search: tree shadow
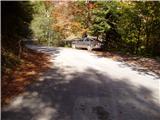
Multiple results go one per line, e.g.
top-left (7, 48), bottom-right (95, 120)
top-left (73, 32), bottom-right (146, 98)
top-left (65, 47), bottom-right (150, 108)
top-left (1, 45), bottom-right (61, 106)
top-left (2, 66), bottom-right (160, 120)
top-left (92, 51), bottom-right (160, 79)
top-left (118, 62), bottom-right (160, 79)
top-left (25, 45), bottom-right (61, 57)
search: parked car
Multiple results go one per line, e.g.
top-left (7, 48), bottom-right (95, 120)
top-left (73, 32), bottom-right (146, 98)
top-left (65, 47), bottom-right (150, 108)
top-left (71, 37), bottom-right (102, 51)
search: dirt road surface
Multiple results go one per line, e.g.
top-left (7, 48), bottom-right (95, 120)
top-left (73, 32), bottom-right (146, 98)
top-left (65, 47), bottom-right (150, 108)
top-left (2, 45), bottom-right (160, 120)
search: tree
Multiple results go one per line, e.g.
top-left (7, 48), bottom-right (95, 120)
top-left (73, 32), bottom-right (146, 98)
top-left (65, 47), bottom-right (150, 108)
top-left (2, 1), bottom-right (34, 75)
top-left (52, 1), bottom-right (86, 39)
top-left (31, 1), bottom-right (54, 46)
top-left (2, 1), bottom-right (33, 55)
top-left (90, 1), bottom-right (121, 50)
top-left (117, 1), bottom-right (160, 55)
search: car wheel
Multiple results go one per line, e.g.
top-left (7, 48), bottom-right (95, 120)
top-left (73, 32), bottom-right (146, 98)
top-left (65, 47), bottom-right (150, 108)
top-left (87, 46), bottom-right (92, 51)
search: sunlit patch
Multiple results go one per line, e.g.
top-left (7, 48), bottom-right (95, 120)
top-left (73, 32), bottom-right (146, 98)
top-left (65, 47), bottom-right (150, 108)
top-left (31, 92), bottom-right (38, 97)
top-left (11, 96), bottom-right (23, 107)
top-left (39, 77), bottom-right (45, 81)
top-left (26, 71), bottom-right (36, 75)
top-left (65, 74), bottom-right (74, 80)
top-left (45, 76), bottom-right (54, 79)
top-left (87, 78), bottom-right (102, 84)
top-left (36, 107), bottom-right (57, 120)
top-left (57, 79), bottom-right (71, 84)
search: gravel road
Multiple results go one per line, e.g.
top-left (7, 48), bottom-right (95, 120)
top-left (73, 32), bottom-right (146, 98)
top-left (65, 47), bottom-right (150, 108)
top-left (2, 45), bottom-right (160, 120)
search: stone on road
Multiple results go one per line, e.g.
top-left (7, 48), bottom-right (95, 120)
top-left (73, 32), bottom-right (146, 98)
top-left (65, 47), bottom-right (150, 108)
top-left (2, 45), bottom-right (160, 120)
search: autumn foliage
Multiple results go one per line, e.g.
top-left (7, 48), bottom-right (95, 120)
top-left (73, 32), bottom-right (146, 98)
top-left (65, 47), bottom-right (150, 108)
top-left (52, 1), bottom-right (87, 38)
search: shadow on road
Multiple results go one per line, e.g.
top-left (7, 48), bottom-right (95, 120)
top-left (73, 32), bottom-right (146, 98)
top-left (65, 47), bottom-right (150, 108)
top-left (2, 66), bottom-right (160, 120)
top-left (26, 45), bottom-right (61, 57)
top-left (93, 51), bottom-right (160, 79)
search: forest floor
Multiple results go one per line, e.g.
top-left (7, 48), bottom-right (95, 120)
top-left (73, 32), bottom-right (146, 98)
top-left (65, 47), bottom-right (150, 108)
top-left (93, 51), bottom-right (160, 77)
top-left (1, 48), bottom-right (51, 106)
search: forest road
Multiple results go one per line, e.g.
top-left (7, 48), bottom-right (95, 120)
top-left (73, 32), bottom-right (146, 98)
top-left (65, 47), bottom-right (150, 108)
top-left (2, 45), bottom-right (160, 120)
